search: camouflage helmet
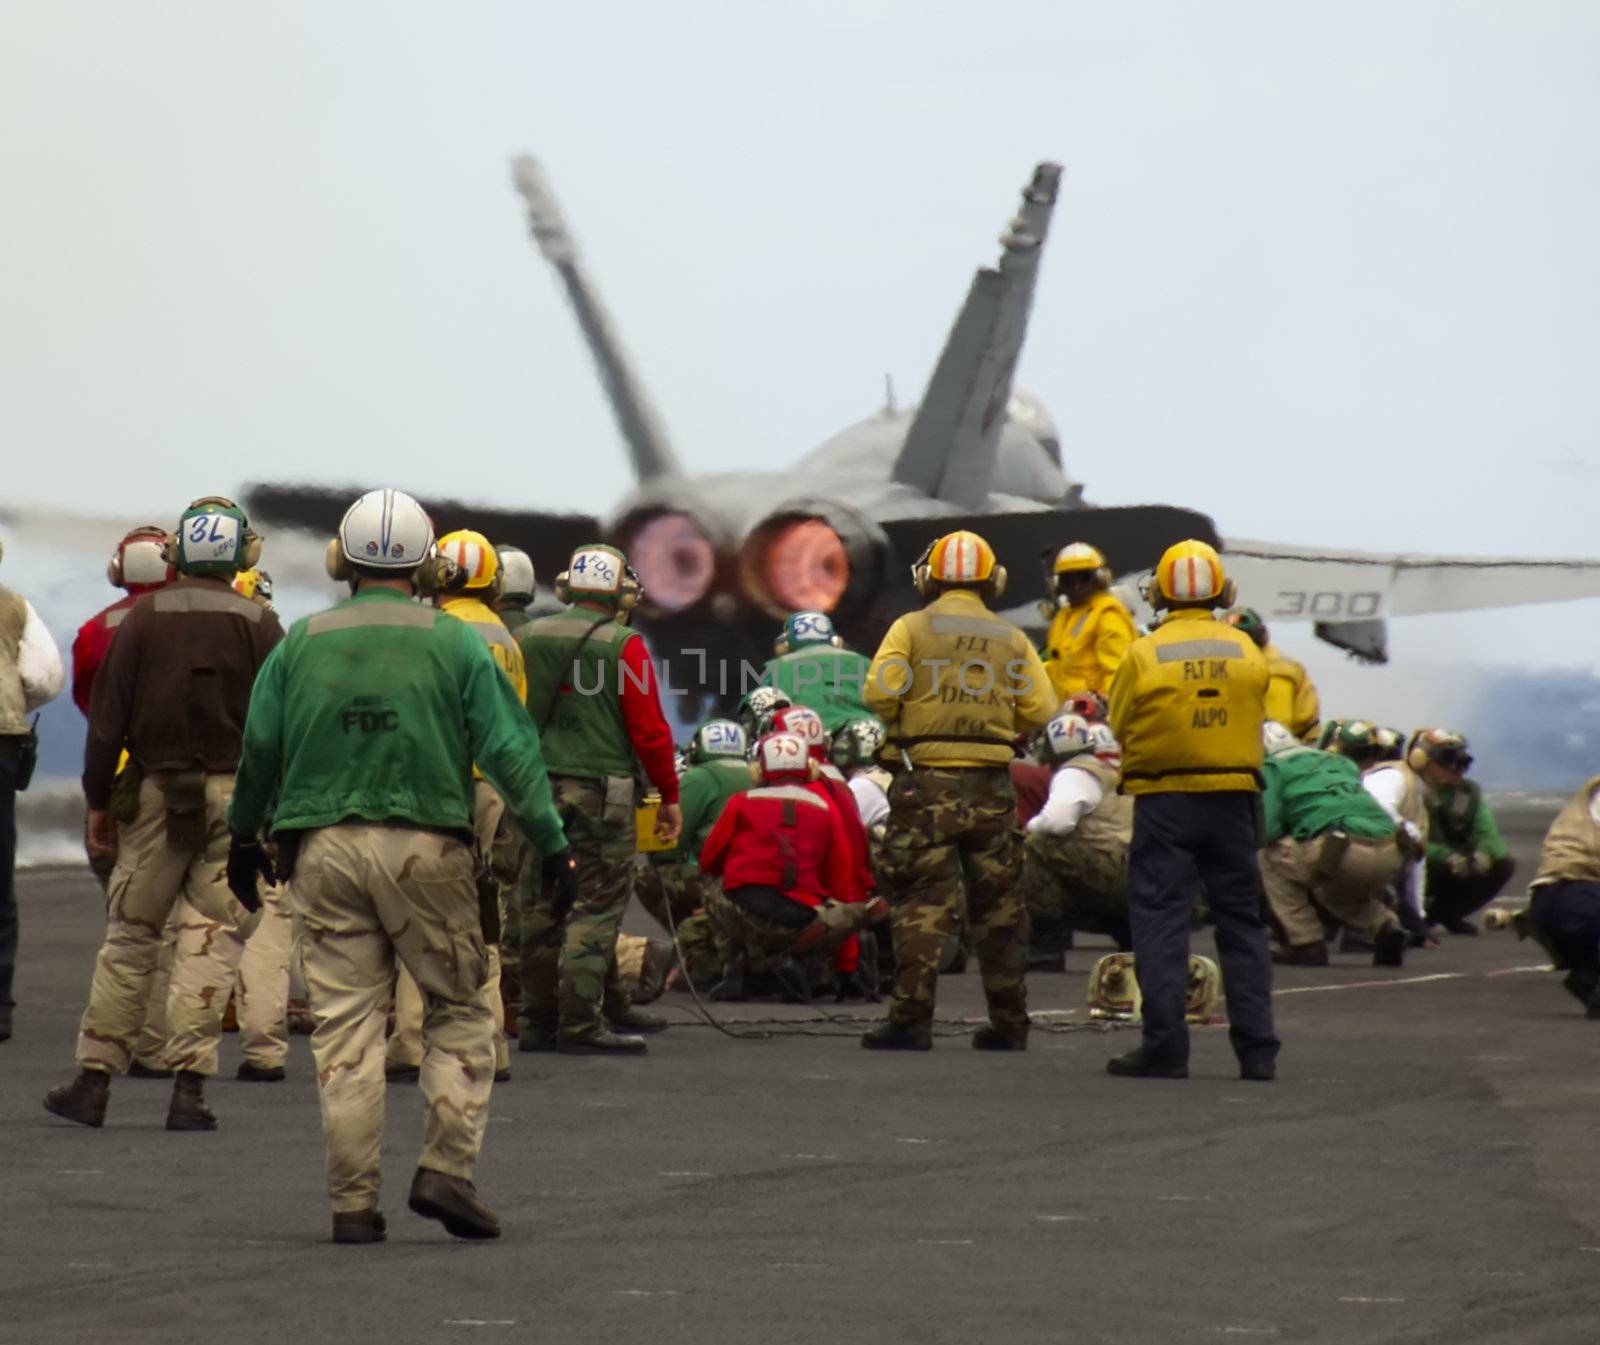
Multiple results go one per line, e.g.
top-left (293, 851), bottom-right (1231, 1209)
top-left (830, 717), bottom-right (887, 771)
top-left (738, 686), bottom-right (792, 741)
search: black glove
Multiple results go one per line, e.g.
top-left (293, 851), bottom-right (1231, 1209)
top-left (227, 834), bottom-right (275, 913)
top-left (541, 848), bottom-right (579, 920)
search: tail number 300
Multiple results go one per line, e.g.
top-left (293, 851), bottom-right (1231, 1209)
top-left (1272, 591), bottom-right (1382, 619)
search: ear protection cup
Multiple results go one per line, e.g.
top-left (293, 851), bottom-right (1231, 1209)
top-left (325, 538), bottom-right (353, 582)
top-left (910, 542), bottom-right (934, 597)
top-left (988, 565), bottom-right (1008, 602)
top-left (106, 555), bottom-right (121, 587)
top-left (415, 554), bottom-right (466, 597)
top-left (1407, 746), bottom-right (1429, 772)
top-left (1218, 578), bottom-right (1238, 609)
top-left (553, 570), bottom-right (571, 605)
top-left (484, 570), bottom-right (505, 604)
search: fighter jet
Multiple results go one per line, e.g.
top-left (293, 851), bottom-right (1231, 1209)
top-left (246, 157), bottom-right (1600, 674)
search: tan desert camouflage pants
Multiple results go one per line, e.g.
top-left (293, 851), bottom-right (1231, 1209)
top-left (389, 782), bottom-right (512, 1072)
top-left (77, 773), bottom-right (260, 1076)
top-left (235, 884), bottom-right (293, 1068)
top-left (289, 824), bottom-right (495, 1213)
top-left (1262, 833), bottom-right (1403, 947)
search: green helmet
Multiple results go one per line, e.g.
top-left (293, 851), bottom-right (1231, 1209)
top-left (1223, 606), bottom-right (1268, 646)
top-left (775, 611), bottom-right (842, 656)
top-left (174, 496), bottom-right (256, 577)
top-left (688, 719), bottom-right (748, 765)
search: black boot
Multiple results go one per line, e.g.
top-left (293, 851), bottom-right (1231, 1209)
top-left (1105, 1048), bottom-right (1188, 1079)
top-left (972, 1025), bottom-right (1028, 1051)
top-left (1026, 915), bottom-right (1067, 973)
top-left (834, 972), bottom-right (866, 1002)
top-left (408, 1167), bottom-right (501, 1239)
top-left (1271, 943), bottom-right (1329, 967)
top-left (1372, 926), bottom-right (1406, 968)
top-left (861, 1020), bottom-right (933, 1051)
top-left (166, 1071), bottom-right (218, 1131)
top-left (332, 1209), bottom-right (387, 1244)
top-left (774, 957), bottom-right (812, 1005)
top-left (709, 970), bottom-right (748, 1002)
top-left (43, 1068), bottom-right (110, 1128)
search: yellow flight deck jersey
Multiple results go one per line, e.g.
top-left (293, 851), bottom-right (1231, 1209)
top-left (1261, 644), bottom-right (1320, 739)
top-left (865, 588), bottom-right (1057, 768)
top-left (1043, 590), bottom-right (1136, 699)
top-left (441, 593), bottom-right (527, 780)
top-left (1108, 608), bottom-right (1269, 795)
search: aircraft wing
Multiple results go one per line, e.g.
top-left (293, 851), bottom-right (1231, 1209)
top-left (1222, 539), bottom-right (1600, 625)
top-left (242, 483), bottom-right (600, 588)
top-left (891, 163), bottom-right (1063, 510)
top-left (880, 504), bottom-right (1219, 602)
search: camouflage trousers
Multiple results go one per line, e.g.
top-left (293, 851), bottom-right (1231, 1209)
top-left (520, 775), bottom-right (633, 1042)
top-left (878, 768), bottom-right (1028, 1034)
top-left (632, 855), bottom-right (708, 933)
top-left (233, 883), bottom-right (294, 1068)
top-left (708, 884), bottom-right (874, 970)
top-left (77, 773), bottom-right (260, 1076)
top-left (1262, 834), bottom-right (1402, 948)
top-left (1021, 829), bottom-right (1131, 943)
top-left (389, 782), bottom-right (514, 1072)
top-left (289, 824), bottom-right (494, 1214)
top-left (668, 906), bottom-right (729, 986)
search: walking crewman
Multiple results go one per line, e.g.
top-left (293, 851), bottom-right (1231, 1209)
top-left (1106, 539), bottom-right (1279, 1081)
top-left (44, 497), bottom-right (280, 1127)
top-left (1041, 543), bottom-right (1136, 701)
top-left (518, 543), bottom-right (681, 1054)
top-left (861, 530), bottom-right (1056, 1051)
top-left (225, 488), bottom-right (574, 1244)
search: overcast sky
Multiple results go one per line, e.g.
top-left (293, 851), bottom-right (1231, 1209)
top-left (2, 3), bottom-right (1598, 685)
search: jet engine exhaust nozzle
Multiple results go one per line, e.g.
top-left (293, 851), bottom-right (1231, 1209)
top-left (623, 511), bottom-right (717, 613)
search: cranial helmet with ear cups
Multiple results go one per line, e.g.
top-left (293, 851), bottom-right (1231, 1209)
top-left (912, 530), bottom-right (1007, 601)
top-left (108, 525), bottom-right (174, 590)
top-left (554, 543), bottom-right (643, 611)
top-left (323, 488), bottom-right (445, 589)
top-left (165, 497), bottom-right (260, 577)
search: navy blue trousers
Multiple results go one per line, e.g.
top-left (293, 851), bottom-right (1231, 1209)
top-left (1127, 791), bottom-right (1279, 1066)
top-left (1529, 882), bottom-right (1600, 1003)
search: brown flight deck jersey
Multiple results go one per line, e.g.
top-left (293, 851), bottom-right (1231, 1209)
top-left (83, 576), bottom-right (284, 807)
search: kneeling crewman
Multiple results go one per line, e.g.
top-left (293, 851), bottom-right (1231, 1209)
top-left (1022, 712), bottom-right (1134, 959)
top-left (226, 489), bottom-right (573, 1244)
top-left (1259, 722), bottom-right (1406, 969)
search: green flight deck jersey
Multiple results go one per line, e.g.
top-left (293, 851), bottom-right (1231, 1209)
top-left (758, 645), bottom-right (872, 734)
top-left (1262, 746), bottom-right (1396, 845)
top-left (228, 588), bottom-right (566, 856)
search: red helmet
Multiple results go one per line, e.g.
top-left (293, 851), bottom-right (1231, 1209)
top-left (754, 732), bottom-right (816, 785)
top-left (772, 705), bottom-right (828, 760)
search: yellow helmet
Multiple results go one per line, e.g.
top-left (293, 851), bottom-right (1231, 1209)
top-left (436, 529), bottom-right (502, 597)
top-left (914, 530), bottom-right (1006, 597)
top-left (1149, 539), bottom-right (1234, 607)
top-left (1052, 542), bottom-right (1107, 576)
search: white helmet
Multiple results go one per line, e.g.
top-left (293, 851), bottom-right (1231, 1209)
top-left (1041, 712), bottom-right (1094, 764)
top-left (1085, 722), bottom-right (1120, 760)
top-left (495, 545), bottom-right (536, 603)
top-left (329, 489), bottom-right (436, 576)
top-left (1262, 721), bottom-right (1300, 757)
